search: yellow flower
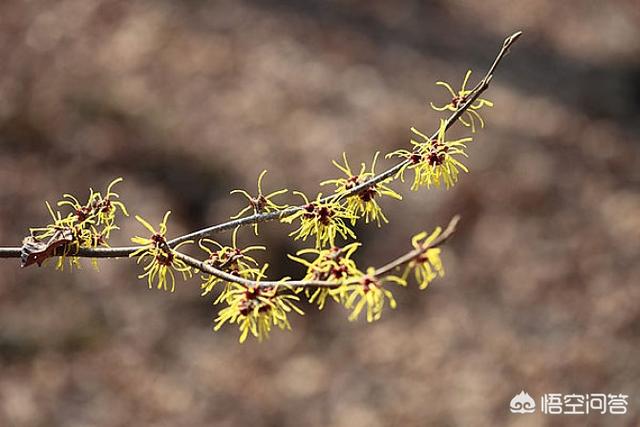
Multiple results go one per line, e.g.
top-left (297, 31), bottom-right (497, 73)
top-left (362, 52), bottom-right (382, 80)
top-left (405, 228), bottom-right (445, 289)
top-left (30, 201), bottom-right (74, 240)
top-left (57, 177), bottom-right (129, 234)
top-left (430, 70), bottom-right (493, 132)
top-left (337, 267), bottom-right (406, 322)
top-left (321, 152), bottom-right (402, 226)
top-left (130, 211), bottom-right (192, 292)
top-left (199, 227), bottom-right (265, 297)
top-left (281, 192), bottom-right (357, 249)
top-left (288, 242), bottom-right (360, 309)
top-left (387, 120), bottom-right (471, 190)
top-left (95, 177), bottom-right (129, 229)
top-left (26, 178), bottom-right (131, 270)
top-left (230, 170), bottom-right (288, 235)
top-left (213, 265), bottom-right (304, 343)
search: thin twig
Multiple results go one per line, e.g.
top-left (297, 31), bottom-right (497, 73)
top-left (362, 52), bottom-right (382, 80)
top-left (174, 215), bottom-right (460, 289)
top-left (0, 245), bottom-right (143, 261)
top-left (374, 215), bottom-right (459, 276)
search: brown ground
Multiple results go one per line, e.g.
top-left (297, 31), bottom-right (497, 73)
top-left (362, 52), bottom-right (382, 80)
top-left (1, 1), bottom-right (639, 426)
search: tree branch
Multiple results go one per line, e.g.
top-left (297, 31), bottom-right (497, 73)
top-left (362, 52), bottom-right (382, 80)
top-left (172, 215), bottom-right (460, 289)
top-left (373, 214), bottom-right (459, 277)
top-left (0, 32), bottom-right (520, 262)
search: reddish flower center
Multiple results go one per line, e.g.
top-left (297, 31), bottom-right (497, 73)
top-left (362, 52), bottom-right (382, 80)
top-left (251, 195), bottom-right (267, 211)
top-left (75, 206), bottom-right (91, 221)
top-left (428, 152), bottom-right (445, 166)
top-left (303, 203), bottom-right (316, 219)
top-left (451, 95), bottom-right (465, 108)
top-left (358, 186), bottom-right (377, 202)
top-left (317, 206), bottom-right (333, 225)
top-left (331, 264), bottom-right (348, 278)
top-left (410, 153), bottom-right (423, 164)
top-left (345, 175), bottom-right (361, 189)
top-left (155, 251), bottom-right (174, 266)
top-left (361, 276), bottom-right (378, 293)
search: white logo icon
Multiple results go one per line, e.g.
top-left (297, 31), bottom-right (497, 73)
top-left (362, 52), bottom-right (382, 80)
top-left (510, 391), bottom-right (536, 414)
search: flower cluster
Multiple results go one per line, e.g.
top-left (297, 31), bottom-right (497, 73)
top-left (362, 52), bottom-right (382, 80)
top-left (231, 170), bottom-right (288, 235)
top-left (388, 120), bottom-right (472, 190)
top-left (198, 227), bottom-right (265, 297)
top-left (130, 211), bottom-right (192, 292)
top-left (337, 267), bottom-right (406, 322)
top-left (213, 265), bottom-right (304, 342)
top-left (405, 228), bottom-right (445, 289)
top-left (321, 152), bottom-right (402, 226)
top-left (289, 243), bottom-right (360, 309)
top-left (430, 70), bottom-right (493, 132)
top-left (282, 192), bottom-right (357, 249)
top-left (27, 178), bottom-right (129, 269)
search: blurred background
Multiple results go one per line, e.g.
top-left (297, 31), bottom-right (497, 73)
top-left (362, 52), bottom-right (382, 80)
top-left (1, 0), bottom-right (639, 426)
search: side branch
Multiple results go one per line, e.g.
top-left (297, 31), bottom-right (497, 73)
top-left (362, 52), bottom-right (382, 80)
top-left (173, 215), bottom-right (460, 289)
top-left (374, 214), bottom-right (459, 276)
